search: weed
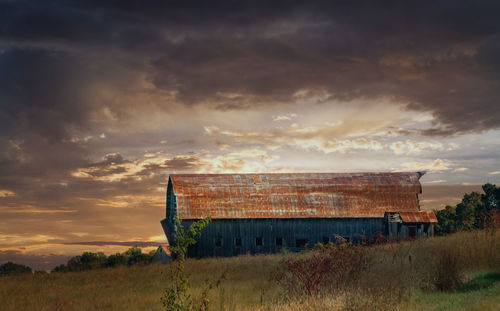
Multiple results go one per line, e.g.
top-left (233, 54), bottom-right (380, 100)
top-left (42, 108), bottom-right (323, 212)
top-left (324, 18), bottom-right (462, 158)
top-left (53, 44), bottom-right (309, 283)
top-left (427, 245), bottom-right (466, 291)
top-left (274, 243), bottom-right (371, 298)
top-left (161, 216), bottom-right (214, 311)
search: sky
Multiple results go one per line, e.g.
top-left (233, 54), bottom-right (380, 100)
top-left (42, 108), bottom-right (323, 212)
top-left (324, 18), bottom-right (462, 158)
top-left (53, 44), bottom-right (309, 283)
top-left (1, 0), bottom-right (500, 270)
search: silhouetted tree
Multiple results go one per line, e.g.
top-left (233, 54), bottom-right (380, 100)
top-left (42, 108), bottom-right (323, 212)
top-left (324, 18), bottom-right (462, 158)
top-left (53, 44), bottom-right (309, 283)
top-left (0, 262), bottom-right (32, 276)
top-left (66, 251), bottom-right (107, 271)
top-left (52, 264), bottom-right (69, 273)
top-left (125, 247), bottom-right (151, 265)
top-left (104, 253), bottom-right (127, 267)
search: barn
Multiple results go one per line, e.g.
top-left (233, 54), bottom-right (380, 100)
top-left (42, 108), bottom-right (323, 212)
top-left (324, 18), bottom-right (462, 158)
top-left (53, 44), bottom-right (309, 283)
top-left (160, 172), bottom-right (437, 257)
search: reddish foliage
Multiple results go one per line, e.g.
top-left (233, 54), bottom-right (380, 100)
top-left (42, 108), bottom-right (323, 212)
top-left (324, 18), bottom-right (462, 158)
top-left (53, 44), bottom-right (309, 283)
top-left (274, 243), bottom-right (371, 297)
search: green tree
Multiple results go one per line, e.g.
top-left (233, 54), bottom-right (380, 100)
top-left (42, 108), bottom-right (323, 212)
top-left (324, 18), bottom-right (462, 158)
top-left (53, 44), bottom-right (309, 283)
top-left (476, 183), bottom-right (500, 228)
top-left (435, 183), bottom-right (500, 234)
top-left (456, 191), bottom-right (482, 231)
top-left (435, 205), bottom-right (458, 235)
top-left (481, 183), bottom-right (499, 210)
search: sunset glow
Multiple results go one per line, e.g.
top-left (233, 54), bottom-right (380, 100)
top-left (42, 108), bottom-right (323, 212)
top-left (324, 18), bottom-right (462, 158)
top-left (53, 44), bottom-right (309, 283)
top-left (1, 1), bottom-right (499, 270)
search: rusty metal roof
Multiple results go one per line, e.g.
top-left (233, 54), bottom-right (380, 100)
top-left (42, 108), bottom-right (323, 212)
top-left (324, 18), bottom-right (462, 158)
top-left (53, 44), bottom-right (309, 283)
top-left (399, 211), bottom-right (437, 223)
top-left (159, 245), bottom-right (171, 256)
top-left (170, 172), bottom-right (424, 219)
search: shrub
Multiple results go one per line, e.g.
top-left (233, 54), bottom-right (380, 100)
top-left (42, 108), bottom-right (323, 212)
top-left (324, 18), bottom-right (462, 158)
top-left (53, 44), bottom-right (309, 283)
top-left (427, 245), bottom-right (465, 291)
top-left (274, 243), bottom-right (371, 298)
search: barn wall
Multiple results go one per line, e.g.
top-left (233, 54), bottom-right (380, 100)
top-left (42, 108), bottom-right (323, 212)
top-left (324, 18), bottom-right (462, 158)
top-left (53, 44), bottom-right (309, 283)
top-left (182, 218), bottom-right (386, 257)
top-left (386, 222), bottom-right (434, 240)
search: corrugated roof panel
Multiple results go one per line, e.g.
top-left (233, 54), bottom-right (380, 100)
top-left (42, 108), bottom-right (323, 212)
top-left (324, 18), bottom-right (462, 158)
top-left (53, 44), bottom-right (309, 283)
top-left (170, 172), bottom-right (424, 219)
top-left (400, 211), bottom-right (438, 223)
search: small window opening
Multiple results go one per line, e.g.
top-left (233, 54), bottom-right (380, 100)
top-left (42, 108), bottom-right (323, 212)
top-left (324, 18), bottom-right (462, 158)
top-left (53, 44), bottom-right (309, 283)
top-left (235, 237), bottom-right (242, 246)
top-left (276, 237), bottom-right (283, 246)
top-left (256, 237), bottom-right (263, 246)
top-left (296, 238), bottom-right (308, 248)
top-left (215, 236), bottom-right (222, 247)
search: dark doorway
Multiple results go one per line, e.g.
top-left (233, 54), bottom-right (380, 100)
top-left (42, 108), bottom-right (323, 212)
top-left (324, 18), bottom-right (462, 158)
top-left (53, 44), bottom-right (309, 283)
top-left (322, 236), bottom-right (329, 244)
top-left (408, 226), bottom-right (417, 238)
top-left (296, 238), bottom-right (308, 248)
top-left (256, 237), bottom-right (263, 246)
top-left (276, 237), bottom-right (283, 246)
top-left (235, 237), bottom-right (242, 247)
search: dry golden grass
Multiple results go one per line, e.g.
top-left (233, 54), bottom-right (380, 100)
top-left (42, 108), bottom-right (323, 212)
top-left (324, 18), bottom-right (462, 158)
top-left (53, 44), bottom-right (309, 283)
top-left (1, 230), bottom-right (499, 311)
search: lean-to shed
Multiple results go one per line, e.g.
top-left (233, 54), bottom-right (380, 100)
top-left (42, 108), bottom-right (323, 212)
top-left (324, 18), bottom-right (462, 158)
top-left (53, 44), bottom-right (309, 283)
top-left (161, 172), bottom-right (437, 257)
top-left (152, 245), bottom-right (172, 264)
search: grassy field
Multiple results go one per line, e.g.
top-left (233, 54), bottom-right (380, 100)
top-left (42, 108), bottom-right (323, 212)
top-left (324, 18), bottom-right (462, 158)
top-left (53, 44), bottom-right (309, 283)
top-left (1, 230), bottom-right (499, 311)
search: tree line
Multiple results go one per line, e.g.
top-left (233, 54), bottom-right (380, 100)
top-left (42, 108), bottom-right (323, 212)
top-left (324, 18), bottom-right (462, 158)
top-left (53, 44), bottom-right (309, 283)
top-left (434, 183), bottom-right (500, 235)
top-left (52, 247), bottom-right (156, 272)
top-left (0, 247), bottom-right (157, 276)
top-left (0, 261), bottom-right (34, 276)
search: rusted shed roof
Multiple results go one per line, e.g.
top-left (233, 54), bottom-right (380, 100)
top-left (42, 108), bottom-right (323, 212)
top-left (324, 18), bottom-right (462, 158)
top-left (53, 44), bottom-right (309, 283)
top-left (399, 211), bottom-right (437, 223)
top-left (152, 245), bottom-right (172, 263)
top-left (170, 172), bottom-right (424, 219)
top-left (159, 245), bottom-right (171, 256)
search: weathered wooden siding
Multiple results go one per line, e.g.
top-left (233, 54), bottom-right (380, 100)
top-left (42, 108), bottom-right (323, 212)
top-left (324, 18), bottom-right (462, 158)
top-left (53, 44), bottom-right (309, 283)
top-left (161, 172), bottom-right (436, 257)
top-left (182, 218), bottom-right (386, 257)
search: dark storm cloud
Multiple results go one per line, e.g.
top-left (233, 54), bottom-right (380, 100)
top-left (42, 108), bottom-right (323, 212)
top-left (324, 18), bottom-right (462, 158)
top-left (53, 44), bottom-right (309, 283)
top-left (0, 0), bottom-right (498, 204)
top-left (0, 47), bottom-right (91, 139)
top-left (1, 0), bottom-right (500, 136)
